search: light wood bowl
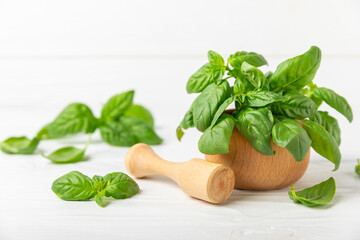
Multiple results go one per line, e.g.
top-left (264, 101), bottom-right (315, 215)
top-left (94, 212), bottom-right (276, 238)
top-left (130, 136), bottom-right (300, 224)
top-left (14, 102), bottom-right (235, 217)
top-left (205, 127), bottom-right (310, 190)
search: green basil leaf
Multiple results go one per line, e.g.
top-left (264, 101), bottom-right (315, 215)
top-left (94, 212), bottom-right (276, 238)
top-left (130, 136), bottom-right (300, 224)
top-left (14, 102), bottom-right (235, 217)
top-left (236, 107), bottom-right (274, 155)
top-left (272, 118), bottom-right (311, 161)
top-left (186, 63), bottom-right (225, 93)
top-left (355, 159), bottom-right (360, 176)
top-left (92, 175), bottom-right (106, 192)
top-left (300, 120), bottom-right (341, 171)
top-left (101, 90), bottom-right (134, 122)
top-left (208, 50), bottom-right (224, 67)
top-left (198, 114), bottom-right (235, 155)
top-left (51, 171), bottom-right (95, 201)
top-left (233, 74), bottom-right (255, 95)
top-left (94, 190), bottom-right (106, 207)
top-left (42, 146), bottom-right (86, 164)
top-left (123, 104), bottom-right (154, 128)
top-left (228, 51), bottom-right (267, 69)
top-left (241, 62), bottom-right (265, 89)
top-left (271, 94), bottom-right (317, 119)
top-left (100, 117), bottom-right (162, 146)
top-left (310, 95), bottom-right (323, 108)
top-left (245, 91), bottom-right (287, 107)
top-left (288, 177), bottom-right (336, 207)
top-left (103, 172), bottom-right (140, 199)
top-left (176, 108), bottom-right (194, 141)
top-left (312, 87), bottom-right (353, 122)
top-left (270, 46), bottom-right (321, 91)
top-left (209, 96), bottom-right (235, 128)
top-left (192, 81), bottom-right (231, 132)
top-left (1, 136), bottom-right (39, 154)
top-left (39, 103), bottom-right (98, 139)
top-left (310, 111), bottom-right (341, 145)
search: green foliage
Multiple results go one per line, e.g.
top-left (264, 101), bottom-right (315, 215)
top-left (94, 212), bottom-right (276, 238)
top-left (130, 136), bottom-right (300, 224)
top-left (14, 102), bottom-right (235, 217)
top-left (288, 177), bottom-right (336, 207)
top-left (178, 46), bottom-right (352, 174)
top-left (51, 171), bottom-right (139, 207)
top-left (272, 118), bottom-right (311, 162)
top-left (1, 137), bottom-right (39, 154)
top-left (355, 159), bottom-right (360, 176)
top-left (1, 90), bottom-right (162, 157)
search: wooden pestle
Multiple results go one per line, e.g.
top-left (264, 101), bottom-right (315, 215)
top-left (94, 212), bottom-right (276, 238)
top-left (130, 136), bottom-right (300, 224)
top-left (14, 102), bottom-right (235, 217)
top-left (125, 143), bottom-right (235, 204)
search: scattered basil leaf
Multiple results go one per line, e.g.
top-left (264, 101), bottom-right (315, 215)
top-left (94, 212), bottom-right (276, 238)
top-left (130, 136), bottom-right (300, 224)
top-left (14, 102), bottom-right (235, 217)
top-left (100, 90), bottom-right (134, 122)
top-left (288, 177), bottom-right (336, 207)
top-left (228, 51), bottom-right (267, 69)
top-left (271, 94), bottom-right (317, 119)
top-left (270, 46), bottom-right (321, 91)
top-left (1, 137), bottom-right (39, 154)
top-left (272, 118), bottom-right (311, 161)
top-left (355, 159), bottom-right (360, 176)
top-left (52, 171), bottom-right (139, 207)
top-left (300, 120), bottom-right (341, 171)
top-left (42, 146), bottom-right (86, 164)
top-left (312, 87), bottom-right (353, 122)
top-left (38, 103), bottom-right (98, 139)
top-left (192, 81), bottom-right (231, 132)
top-left (198, 114), bottom-right (235, 154)
top-left (103, 172), bottom-right (140, 199)
top-left (310, 111), bottom-right (341, 145)
top-left (51, 171), bottom-right (95, 201)
top-left (241, 62), bottom-right (266, 89)
top-left (186, 63), bottom-right (225, 94)
top-left (100, 117), bottom-right (162, 146)
top-left (236, 107), bottom-right (274, 155)
top-left (124, 104), bottom-right (154, 128)
top-left (245, 91), bottom-right (287, 107)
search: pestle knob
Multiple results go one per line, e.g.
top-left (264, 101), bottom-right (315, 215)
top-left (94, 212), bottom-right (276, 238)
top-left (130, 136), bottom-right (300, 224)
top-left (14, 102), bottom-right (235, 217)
top-left (125, 143), bottom-right (235, 204)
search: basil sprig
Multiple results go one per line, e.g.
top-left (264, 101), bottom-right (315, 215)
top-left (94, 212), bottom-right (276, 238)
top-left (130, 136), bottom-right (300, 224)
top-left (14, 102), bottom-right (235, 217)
top-left (178, 47), bottom-right (352, 171)
top-left (288, 177), bottom-right (336, 207)
top-left (1, 90), bottom-right (162, 156)
top-left (52, 171), bottom-right (139, 207)
top-left (355, 159), bottom-right (360, 176)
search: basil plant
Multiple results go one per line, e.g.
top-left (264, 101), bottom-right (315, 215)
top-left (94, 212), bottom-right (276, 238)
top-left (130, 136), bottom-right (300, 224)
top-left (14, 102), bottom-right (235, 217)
top-left (177, 47), bottom-right (352, 171)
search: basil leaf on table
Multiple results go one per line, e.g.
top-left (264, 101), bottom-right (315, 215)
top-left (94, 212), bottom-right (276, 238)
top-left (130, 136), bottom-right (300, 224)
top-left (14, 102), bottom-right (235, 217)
top-left (52, 171), bottom-right (95, 201)
top-left (272, 118), bottom-right (311, 161)
top-left (228, 51), bottom-right (267, 69)
top-left (52, 171), bottom-right (139, 207)
top-left (288, 177), bottom-right (336, 207)
top-left (245, 91), bottom-right (287, 107)
top-left (270, 46), bottom-right (321, 91)
top-left (42, 146), bottom-right (86, 164)
top-left (271, 94), bottom-right (317, 119)
top-left (100, 90), bottom-right (134, 122)
top-left (123, 104), bottom-right (154, 128)
top-left (312, 87), bottom-right (353, 122)
top-left (236, 107), bottom-right (274, 155)
top-left (355, 159), bottom-right (360, 176)
top-left (310, 111), bottom-right (341, 145)
top-left (300, 120), bottom-right (341, 171)
top-left (198, 114), bottom-right (235, 155)
top-left (241, 62), bottom-right (266, 89)
top-left (100, 117), bottom-right (162, 146)
top-left (1, 136), bottom-right (39, 154)
top-left (103, 172), bottom-right (140, 199)
top-left (192, 81), bottom-right (231, 132)
top-left (38, 103), bottom-right (98, 139)
top-left (186, 62), bottom-right (225, 94)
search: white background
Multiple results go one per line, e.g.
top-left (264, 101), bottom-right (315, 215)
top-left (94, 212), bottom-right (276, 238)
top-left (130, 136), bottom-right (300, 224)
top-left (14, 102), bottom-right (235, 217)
top-left (0, 1), bottom-right (360, 239)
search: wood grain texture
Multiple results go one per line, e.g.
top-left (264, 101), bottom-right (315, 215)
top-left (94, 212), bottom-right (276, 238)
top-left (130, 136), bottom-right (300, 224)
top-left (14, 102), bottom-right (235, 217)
top-left (125, 143), bottom-right (235, 204)
top-left (205, 127), bottom-right (310, 190)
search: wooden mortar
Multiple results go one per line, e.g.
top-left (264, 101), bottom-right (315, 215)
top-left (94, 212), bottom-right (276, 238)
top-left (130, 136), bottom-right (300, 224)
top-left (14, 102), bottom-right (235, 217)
top-left (205, 127), bottom-right (310, 190)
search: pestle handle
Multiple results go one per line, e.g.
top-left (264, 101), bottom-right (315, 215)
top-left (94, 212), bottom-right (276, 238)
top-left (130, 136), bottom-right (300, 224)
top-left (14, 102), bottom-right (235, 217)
top-left (125, 143), bottom-right (183, 183)
top-left (125, 143), bottom-right (235, 204)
